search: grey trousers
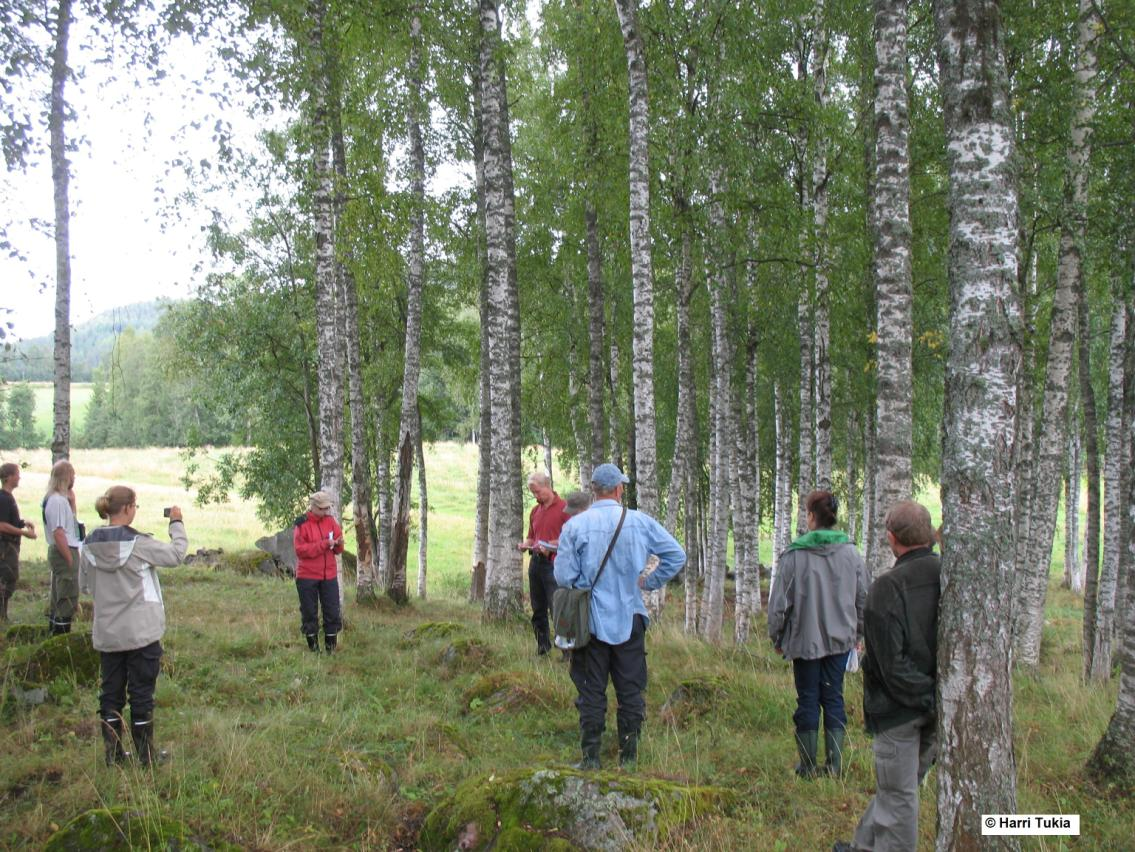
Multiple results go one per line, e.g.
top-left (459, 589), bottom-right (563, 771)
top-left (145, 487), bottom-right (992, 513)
top-left (852, 714), bottom-right (937, 851)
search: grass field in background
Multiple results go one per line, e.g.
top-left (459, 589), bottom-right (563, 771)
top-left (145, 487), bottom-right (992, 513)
top-left (28, 382), bottom-right (93, 441)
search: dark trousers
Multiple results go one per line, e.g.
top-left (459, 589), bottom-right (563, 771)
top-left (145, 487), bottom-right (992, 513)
top-left (528, 554), bottom-right (558, 652)
top-left (99, 641), bottom-right (162, 721)
top-left (569, 614), bottom-right (648, 734)
top-left (792, 652), bottom-right (850, 733)
top-left (297, 578), bottom-right (342, 637)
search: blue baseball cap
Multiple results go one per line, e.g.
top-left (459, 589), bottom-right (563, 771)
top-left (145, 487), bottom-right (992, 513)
top-left (591, 463), bottom-right (630, 489)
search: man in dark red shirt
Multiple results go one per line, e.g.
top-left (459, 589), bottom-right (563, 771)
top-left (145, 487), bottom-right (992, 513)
top-left (517, 472), bottom-right (570, 655)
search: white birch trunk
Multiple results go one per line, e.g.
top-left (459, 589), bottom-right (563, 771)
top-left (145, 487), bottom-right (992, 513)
top-left (416, 412), bottom-right (428, 599)
top-left (1092, 295), bottom-right (1126, 678)
top-left (1065, 427), bottom-right (1083, 593)
top-left (585, 202), bottom-right (607, 481)
top-left (614, 0), bottom-right (658, 520)
top-left (665, 225), bottom-right (696, 536)
top-left (49, 0), bottom-right (74, 464)
top-left (470, 60), bottom-right (490, 603)
top-left (810, 0), bottom-right (832, 493)
top-left (870, 0), bottom-right (913, 577)
top-left (1015, 0), bottom-right (1098, 670)
top-left (772, 382), bottom-right (793, 596)
top-left (934, 0), bottom-right (1022, 843)
top-left (374, 413), bottom-right (391, 588)
top-left (607, 334), bottom-right (621, 464)
top-left (480, 0), bottom-right (523, 620)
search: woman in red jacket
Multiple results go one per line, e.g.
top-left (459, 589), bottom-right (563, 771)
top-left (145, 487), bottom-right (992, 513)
top-left (293, 491), bottom-right (344, 653)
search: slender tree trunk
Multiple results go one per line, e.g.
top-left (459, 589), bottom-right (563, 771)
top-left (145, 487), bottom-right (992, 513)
top-left (479, 0), bottom-right (523, 620)
top-left (308, 0), bottom-right (345, 583)
top-left (933, 0), bottom-right (1021, 844)
top-left (607, 334), bottom-right (622, 465)
top-left (1081, 273), bottom-right (1104, 680)
top-left (469, 59), bottom-right (490, 604)
top-left (772, 381), bottom-right (793, 595)
top-left (614, 0), bottom-right (658, 520)
top-left (1086, 315), bottom-right (1135, 784)
top-left (810, 0), bottom-right (832, 493)
top-left (585, 202), bottom-right (606, 483)
top-left (870, 0), bottom-right (913, 577)
top-left (734, 321), bottom-right (761, 641)
top-left (1092, 293), bottom-right (1127, 679)
top-left (862, 407), bottom-right (878, 571)
top-left (374, 421), bottom-right (391, 587)
top-left (683, 468), bottom-right (700, 635)
top-left (1016, 0), bottom-right (1098, 671)
top-left (388, 8), bottom-right (428, 605)
top-left (1065, 426), bottom-right (1083, 592)
top-left (49, 0), bottom-right (74, 463)
top-left (666, 223), bottom-right (695, 535)
top-left (417, 408), bottom-right (428, 599)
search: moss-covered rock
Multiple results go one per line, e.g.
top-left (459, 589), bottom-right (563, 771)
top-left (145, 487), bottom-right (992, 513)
top-left (659, 675), bottom-right (728, 727)
top-left (44, 806), bottom-right (241, 851)
top-left (3, 632), bottom-right (99, 687)
top-left (436, 637), bottom-right (493, 678)
top-left (401, 621), bottom-right (465, 646)
top-left (214, 551), bottom-right (265, 577)
top-left (461, 672), bottom-right (556, 715)
top-left (3, 623), bottom-right (49, 646)
top-left (419, 768), bottom-right (733, 851)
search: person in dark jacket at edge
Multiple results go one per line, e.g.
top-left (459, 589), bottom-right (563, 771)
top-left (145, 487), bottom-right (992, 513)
top-left (293, 491), bottom-right (344, 654)
top-left (768, 490), bottom-right (869, 779)
top-left (834, 500), bottom-right (941, 852)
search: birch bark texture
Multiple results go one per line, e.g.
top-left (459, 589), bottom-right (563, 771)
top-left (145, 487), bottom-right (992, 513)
top-left (388, 8), bottom-right (428, 606)
top-left (1014, 0), bottom-right (1098, 670)
top-left (309, 0), bottom-right (345, 549)
top-left (479, 0), bottom-right (523, 620)
top-left (613, 0), bottom-right (659, 519)
top-left (933, 0), bottom-right (1021, 845)
top-left (870, 0), bottom-right (913, 578)
top-left (810, 0), bottom-right (832, 493)
top-left (469, 59), bottom-right (490, 603)
top-left (49, 0), bottom-right (74, 464)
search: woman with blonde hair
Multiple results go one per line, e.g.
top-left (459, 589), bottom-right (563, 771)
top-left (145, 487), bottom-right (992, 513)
top-left (80, 485), bottom-right (187, 766)
top-left (43, 460), bottom-right (81, 634)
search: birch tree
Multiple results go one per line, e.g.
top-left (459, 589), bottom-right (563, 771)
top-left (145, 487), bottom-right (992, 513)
top-left (469, 58), bottom-right (490, 603)
top-left (479, 0), bottom-right (523, 620)
top-left (1014, 0), bottom-right (1098, 670)
top-left (613, 0), bottom-right (659, 520)
top-left (810, 0), bottom-right (832, 493)
top-left (933, 0), bottom-right (1021, 844)
top-left (49, 0), bottom-right (73, 463)
top-left (387, 7), bottom-right (428, 605)
top-left (870, 0), bottom-right (913, 578)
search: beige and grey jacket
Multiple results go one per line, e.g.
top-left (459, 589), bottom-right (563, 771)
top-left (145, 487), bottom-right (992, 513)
top-left (79, 521), bottom-right (188, 652)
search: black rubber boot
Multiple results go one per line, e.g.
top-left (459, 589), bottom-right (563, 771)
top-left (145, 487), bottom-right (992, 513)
top-left (795, 730), bottom-right (820, 779)
top-left (574, 727), bottom-right (602, 770)
top-left (131, 714), bottom-right (169, 767)
top-left (324, 633), bottom-right (337, 654)
top-left (100, 715), bottom-right (131, 767)
top-left (306, 633), bottom-right (319, 652)
top-left (824, 727), bottom-right (846, 778)
top-left (617, 720), bottom-right (640, 769)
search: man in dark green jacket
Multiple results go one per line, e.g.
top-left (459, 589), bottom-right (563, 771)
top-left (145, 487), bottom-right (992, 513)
top-left (835, 500), bottom-right (940, 852)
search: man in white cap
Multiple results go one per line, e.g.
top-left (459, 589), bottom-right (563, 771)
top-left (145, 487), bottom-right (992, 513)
top-left (293, 491), bottom-right (344, 653)
top-left (554, 463), bottom-right (686, 769)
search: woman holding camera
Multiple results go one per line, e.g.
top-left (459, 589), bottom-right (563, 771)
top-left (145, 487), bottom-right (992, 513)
top-left (80, 486), bottom-right (187, 767)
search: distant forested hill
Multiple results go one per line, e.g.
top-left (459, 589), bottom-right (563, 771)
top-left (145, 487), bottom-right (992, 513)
top-left (0, 300), bottom-right (170, 382)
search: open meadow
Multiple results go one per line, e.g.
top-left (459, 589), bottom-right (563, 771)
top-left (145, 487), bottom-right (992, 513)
top-left (0, 444), bottom-right (1129, 849)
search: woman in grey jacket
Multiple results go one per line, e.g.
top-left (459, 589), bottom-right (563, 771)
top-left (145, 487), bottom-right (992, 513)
top-left (80, 486), bottom-right (187, 767)
top-left (768, 490), bottom-right (868, 778)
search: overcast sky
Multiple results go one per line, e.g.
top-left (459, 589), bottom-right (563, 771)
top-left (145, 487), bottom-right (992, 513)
top-left (2, 20), bottom-right (263, 341)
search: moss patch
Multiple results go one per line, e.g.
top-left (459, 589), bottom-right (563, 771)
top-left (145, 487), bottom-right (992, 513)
top-left (214, 551), bottom-right (266, 577)
top-left (401, 621), bottom-right (465, 646)
top-left (419, 768), bottom-right (733, 851)
top-left (3, 623), bottom-right (50, 646)
top-left (461, 672), bottom-right (556, 715)
top-left (3, 632), bottom-right (100, 687)
top-left (43, 806), bottom-right (241, 851)
top-left (436, 637), bottom-right (493, 678)
top-left (660, 675), bottom-right (729, 727)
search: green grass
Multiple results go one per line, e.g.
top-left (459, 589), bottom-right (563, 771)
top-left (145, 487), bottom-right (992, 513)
top-left (0, 444), bottom-right (1129, 849)
top-left (28, 382), bottom-right (94, 442)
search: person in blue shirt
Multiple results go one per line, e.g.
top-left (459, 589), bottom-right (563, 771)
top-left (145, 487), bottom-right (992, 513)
top-left (554, 463), bottom-right (686, 770)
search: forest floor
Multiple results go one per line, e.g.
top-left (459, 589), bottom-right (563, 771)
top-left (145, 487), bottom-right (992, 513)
top-left (0, 446), bottom-right (1128, 849)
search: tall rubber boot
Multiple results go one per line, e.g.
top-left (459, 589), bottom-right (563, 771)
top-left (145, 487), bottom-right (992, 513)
top-left (824, 727), bottom-right (846, 778)
top-left (794, 730), bottom-right (820, 779)
top-left (574, 727), bottom-right (602, 770)
top-left (305, 633), bottom-right (319, 652)
top-left (131, 714), bottom-right (169, 766)
top-left (100, 715), bottom-right (131, 766)
top-left (617, 719), bottom-right (641, 769)
top-left (324, 633), bottom-right (337, 654)
top-left (0, 592), bottom-right (9, 622)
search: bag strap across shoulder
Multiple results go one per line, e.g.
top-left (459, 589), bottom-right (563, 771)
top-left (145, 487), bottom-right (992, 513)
top-left (588, 506), bottom-right (627, 590)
